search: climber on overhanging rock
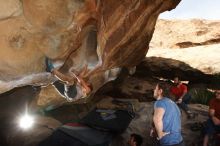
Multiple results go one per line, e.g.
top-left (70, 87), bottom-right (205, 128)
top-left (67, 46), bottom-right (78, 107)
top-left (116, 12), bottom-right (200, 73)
top-left (45, 57), bottom-right (92, 102)
top-left (54, 67), bottom-right (91, 90)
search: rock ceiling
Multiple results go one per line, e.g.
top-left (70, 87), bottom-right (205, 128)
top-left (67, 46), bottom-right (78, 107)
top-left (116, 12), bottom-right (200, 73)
top-left (0, 0), bottom-right (181, 99)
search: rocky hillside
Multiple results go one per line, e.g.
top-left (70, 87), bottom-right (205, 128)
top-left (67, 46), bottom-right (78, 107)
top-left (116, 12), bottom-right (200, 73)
top-left (150, 19), bottom-right (220, 49)
top-left (147, 19), bottom-right (220, 75)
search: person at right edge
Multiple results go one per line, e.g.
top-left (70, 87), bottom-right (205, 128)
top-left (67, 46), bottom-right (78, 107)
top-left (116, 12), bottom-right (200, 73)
top-left (203, 90), bottom-right (220, 146)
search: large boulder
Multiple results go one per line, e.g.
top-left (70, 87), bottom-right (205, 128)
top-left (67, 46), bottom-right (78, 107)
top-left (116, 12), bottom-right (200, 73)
top-left (0, 0), bottom-right (181, 101)
top-left (136, 57), bottom-right (220, 89)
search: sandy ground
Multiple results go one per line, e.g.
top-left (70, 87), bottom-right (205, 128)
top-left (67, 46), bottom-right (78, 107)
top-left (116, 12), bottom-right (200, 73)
top-left (147, 44), bottom-right (220, 74)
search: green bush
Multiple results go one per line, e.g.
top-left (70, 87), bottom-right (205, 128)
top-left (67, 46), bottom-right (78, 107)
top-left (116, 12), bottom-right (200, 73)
top-left (190, 88), bottom-right (214, 105)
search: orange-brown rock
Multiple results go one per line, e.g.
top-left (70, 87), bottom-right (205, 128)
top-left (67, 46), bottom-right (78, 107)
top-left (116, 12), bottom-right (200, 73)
top-left (0, 16), bottom-right (45, 81)
top-left (0, 0), bottom-right (181, 101)
top-left (0, 0), bottom-right (22, 20)
top-left (23, 0), bottom-right (73, 31)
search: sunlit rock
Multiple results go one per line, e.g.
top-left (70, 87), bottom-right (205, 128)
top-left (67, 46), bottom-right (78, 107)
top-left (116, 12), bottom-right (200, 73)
top-left (0, 0), bottom-right (181, 101)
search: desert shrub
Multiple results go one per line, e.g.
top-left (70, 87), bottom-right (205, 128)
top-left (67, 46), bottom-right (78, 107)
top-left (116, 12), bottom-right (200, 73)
top-left (190, 88), bottom-right (214, 105)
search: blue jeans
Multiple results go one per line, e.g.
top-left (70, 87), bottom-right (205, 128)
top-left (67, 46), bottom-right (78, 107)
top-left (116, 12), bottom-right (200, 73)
top-left (204, 118), bottom-right (220, 135)
top-left (177, 93), bottom-right (191, 112)
top-left (160, 141), bottom-right (185, 146)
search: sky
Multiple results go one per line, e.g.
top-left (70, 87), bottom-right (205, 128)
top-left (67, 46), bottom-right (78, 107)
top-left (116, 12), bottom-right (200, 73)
top-left (159, 0), bottom-right (220, 20)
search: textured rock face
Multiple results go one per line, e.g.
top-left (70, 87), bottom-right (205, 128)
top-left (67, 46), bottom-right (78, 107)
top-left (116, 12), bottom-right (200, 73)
top-left (0, 0), bottom-right (181, 98)
top-left (0, 0), bottom-right (22, 19)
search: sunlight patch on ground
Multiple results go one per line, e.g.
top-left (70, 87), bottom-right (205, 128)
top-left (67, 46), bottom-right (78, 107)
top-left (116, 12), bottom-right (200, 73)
top-left (147, 44), bottom-right (220, 74)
